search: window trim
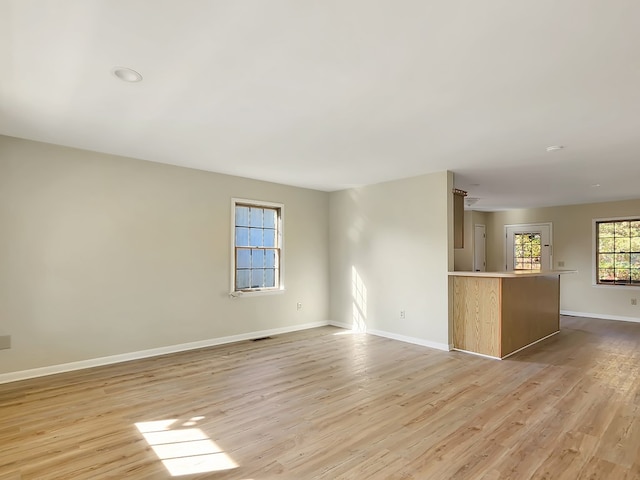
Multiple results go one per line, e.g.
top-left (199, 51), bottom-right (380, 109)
top-left (230, 198), bottom-right (285, 297)
top-left (593, 216), bottom-right (640, 288)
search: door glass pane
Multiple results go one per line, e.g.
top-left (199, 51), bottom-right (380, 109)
top-left (513, 233), bottom-right (541, 269)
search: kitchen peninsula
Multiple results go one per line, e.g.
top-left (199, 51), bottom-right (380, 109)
top-left (449, 270), bottom-right (575, 359)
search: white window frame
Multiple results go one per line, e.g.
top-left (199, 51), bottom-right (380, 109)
top-left (230, 198), bottom-right (285, 297)
top-left (592, 216), bottom-right (640, 289)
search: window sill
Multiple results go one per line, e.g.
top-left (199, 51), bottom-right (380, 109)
top-left (592, 283), bottom-right (640, 290)
top-left (229, 288), bottom-right (286, 298)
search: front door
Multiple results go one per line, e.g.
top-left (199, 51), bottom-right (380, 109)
top-left (505, 223), bottom-right (552, 270)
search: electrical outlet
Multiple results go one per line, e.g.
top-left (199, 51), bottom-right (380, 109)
top-left (558, 261), bottom-right (565, 267)
top-left (400, 310), bottom-right (406, 319)
top-left (632, 298), bottom-right (637, 306)
top-left (0, 335), bottom-right (11, 350)
top-left (297, 302), bottom-right (302, 310)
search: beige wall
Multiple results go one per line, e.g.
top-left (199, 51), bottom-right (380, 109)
top-left (486, 200), bottom-right (640, 320)
top-left (0, 136), bottom-right (330, 375)
top-left (454, 210), bottom-right (488, 271)
top-left (329, 171), bottom-right (453, 348)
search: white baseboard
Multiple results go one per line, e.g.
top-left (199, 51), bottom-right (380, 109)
top-left (327, 320), bottom-right (450, 352)
top-left (561, 310), bottom-right (640, 324)
top-left (0, 321), bottom-right (329, 385)
top-left (328, 320), bottom-right (352, 329)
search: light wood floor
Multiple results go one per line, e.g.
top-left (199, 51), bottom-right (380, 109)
top-left (2, 316), bottom-right (640, 479)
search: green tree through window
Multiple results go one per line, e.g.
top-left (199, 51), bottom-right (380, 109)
top-left (514, 233), bottom-right (541, 270)
top-left (596, 219), bottom-right (640, 285)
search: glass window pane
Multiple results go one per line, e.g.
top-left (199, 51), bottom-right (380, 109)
top-left (598, 222), bottom-right (615, 237)
top-left (252, 269), bottom-right (264, 288)
top-left (631, 221), bottom-right (640, 237)
top-left (235, 206), bottom-right (249, 227)
top-left (252, 249), bottom-right (265, 268)
top-left (632, 237), bottom-right (640, 253)
top-left (599, 237), bottom-right (614, 252)
top-left (615, 221), bottom-right (630, 237)
top-left (250, 228), bottom-right (263, 246)
top-left (615, 237), bottom-right (631, 253)
top-left (250, 208), bottom-right (263, 228)
top-left (616, 269), bottom-right (630, 283)
top-left (235, 227), bottom-right (249, 247)
top-left (599, 254), bottom-right (614, 268)
top-left (599, 268), bottom-right (615, 282)
top-left (631, 254), bottom-right (640, 269)
top-left (237, 249), bottom-right (251, 268)
top-left (615, 253), bottom-right (631, 268)
top-left (263, 228), bottom-right (276, 247)
top-left (263, 209), bottom-right (276, 228)
top-left (265, 249), bottom-right (276, 268)
top-left (236, 270), bottom-right (250, 290)
top-left (631, 269), bottom-right (640, 283)
top-left (264, 269), bottom-right (275, 287)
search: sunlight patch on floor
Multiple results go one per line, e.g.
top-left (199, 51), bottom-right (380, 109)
top-left (135, 417), bottom-right (238, 476)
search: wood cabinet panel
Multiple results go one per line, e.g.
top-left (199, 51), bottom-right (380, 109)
top-left (501, 275), bottom-right (560, 356)
top-left (452, 276), bottom-right (501, 357)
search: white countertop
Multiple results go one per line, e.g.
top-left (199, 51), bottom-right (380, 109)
top-left (448, 269), bottom-right (577, 278)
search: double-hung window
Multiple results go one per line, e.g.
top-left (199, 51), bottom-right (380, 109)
top-left (595, 218), bottom-right (640, 286)
top-left (232, 199), bottom-right (283, 293)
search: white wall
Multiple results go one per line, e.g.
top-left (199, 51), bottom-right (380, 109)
top-left (0, 136), bottom-right (330, 375)
top-left (486, 200), bottom-right (640, 321)
top-left (329, 171), bottom-right (453, 349)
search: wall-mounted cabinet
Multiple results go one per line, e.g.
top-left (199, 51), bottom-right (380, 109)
top-left (453, 189), bottom-right (466, 248)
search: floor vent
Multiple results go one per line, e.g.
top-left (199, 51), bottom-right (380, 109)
top-left (252, 336), bottom-right (273, 342)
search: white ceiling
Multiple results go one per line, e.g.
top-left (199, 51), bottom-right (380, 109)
top-left (2, 1), bottom-right (640, 210)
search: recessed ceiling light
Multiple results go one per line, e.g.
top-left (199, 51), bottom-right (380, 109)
top-left (546, 145), bottom-right (565, 152)
top-left (112, 67), bottom-right (143, 83)
top-left (591, 183), bottom-right (601, 188)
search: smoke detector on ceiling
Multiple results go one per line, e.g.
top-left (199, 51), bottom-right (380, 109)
top-left (112, 67), bottom-right (143, 83)
top-left (546, 145), bottom-right (565, 152)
